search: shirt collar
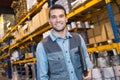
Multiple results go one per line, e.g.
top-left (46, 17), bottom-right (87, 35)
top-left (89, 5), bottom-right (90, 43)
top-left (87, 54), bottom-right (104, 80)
top-left (49, 29), bottom-right (72, 42)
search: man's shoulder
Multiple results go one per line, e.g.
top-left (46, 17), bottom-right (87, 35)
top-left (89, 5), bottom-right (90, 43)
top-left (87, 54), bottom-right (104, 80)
top-left (70, 32), bottom-right (80, 37)
top-left (41, 36), bottom-right (51, 43)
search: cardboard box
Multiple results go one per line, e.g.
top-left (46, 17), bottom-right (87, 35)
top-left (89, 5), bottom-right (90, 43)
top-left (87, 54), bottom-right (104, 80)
top-left (31, 12), bottom-right (41, 32)
top-left (39, 3), bottom-right (49, 26)
top-left (104, 22), bottom-right (114, 40)
top-left (21, 23), bottom-right (30, 37)
top-left (96, 25), bottom-right (107, 43)
top-left (25, 53), bottom-right (33, 59)
top-left (87, 29), bottom-right (94, 38)
top-left (89, 37), bottom-right (96, 44)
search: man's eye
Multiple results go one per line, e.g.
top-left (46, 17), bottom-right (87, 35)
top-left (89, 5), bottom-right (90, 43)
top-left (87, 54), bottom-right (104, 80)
top-left (59, 15), bottom-right (64, 18)
top-left (51, 16), bottom-right (56, 19)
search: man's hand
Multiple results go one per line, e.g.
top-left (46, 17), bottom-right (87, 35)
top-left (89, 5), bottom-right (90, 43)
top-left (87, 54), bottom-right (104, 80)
top-left (83, 68), bottom-right (92, 80)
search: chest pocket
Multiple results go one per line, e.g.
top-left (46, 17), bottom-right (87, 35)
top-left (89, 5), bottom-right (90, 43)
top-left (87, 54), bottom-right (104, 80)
top-left (47, 51), bottom-right (66, 74)
top-left (70, 47), bottom-right (82, 69)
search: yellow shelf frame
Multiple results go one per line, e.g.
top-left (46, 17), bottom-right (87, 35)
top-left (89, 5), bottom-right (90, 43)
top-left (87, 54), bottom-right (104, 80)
top-left (9, 25), bottom-right (52, 50)
top-left (0, 53), bottom-right (9, 60)
top-left (87, 43), bottom-right (120, 54)
top-left (105, 0), bottom-right (112, 4)
top-left (0, 45), bottom-right (9, 52)
top-left (0, 63), bottom-right (8, 69)
top-left (67, 0), bottom-right (103, 18)
top-left (12, 58), bottom-right (36, 65)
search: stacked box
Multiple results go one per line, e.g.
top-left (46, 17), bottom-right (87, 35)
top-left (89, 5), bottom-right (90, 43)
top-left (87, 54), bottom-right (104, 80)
top-left (31, 12), bottom-right (41, 32)
top-left (25, 53), bottom-right (33, 59)
top-left (20, 23), bottom-right (30, 37)
top-left (87, 25), bottom-right (112, 44)
top-left (104, 22), bottom-right (114, 40)
top-left (11, 0), bottom-right (27, 23)
top-left (87, 5), bottom-right (120, 44)
top-left (29, 2), bottom-right (49, 33)
top-left (14, 25), bottom-right (24, 41)
top-left (87, 28), bottom-right (95, 44)
top-left (41, 2), bottom-right (49, 25)
top-left (18, 28), bottom-right (24, 40)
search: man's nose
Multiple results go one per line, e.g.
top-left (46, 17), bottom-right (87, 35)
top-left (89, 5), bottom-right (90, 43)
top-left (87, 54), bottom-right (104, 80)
top-left (56, 17), bottom-right (60, 22)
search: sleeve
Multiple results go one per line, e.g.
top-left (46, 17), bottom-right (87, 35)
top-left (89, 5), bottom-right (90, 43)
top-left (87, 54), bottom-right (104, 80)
top-left (36, 42), bottom-right (49, 80)
top-left (79, 35), bottom-right (93, 69)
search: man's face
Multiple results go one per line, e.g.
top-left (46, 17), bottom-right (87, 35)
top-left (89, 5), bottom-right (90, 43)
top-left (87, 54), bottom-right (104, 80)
top-left (49, 9), bottom-right (67, 32)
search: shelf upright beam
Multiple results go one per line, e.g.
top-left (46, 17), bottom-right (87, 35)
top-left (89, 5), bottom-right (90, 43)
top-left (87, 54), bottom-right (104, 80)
top-left (17, 47), bottom-right (22, 62)
top-left (7, 39), bottom-right (12, 79)
top-left (105, 0), bottom-right (119, 42)
top-left (50, 0), bottom-right (53, 7)
top-left (7, 58), bottom-right (12, 79)
top-left (30, 41), bottom-right (37, 79)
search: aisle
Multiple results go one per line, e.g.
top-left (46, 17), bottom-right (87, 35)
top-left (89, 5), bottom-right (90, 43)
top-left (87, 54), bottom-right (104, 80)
top-left (0, 76), bottom-right (9, 80)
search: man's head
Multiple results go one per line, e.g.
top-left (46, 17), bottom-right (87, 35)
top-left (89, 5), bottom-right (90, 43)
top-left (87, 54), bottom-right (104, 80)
top-left (49, 4), bottom-right (67, 18)
top-left (49, 4), bottom-right (68, 32)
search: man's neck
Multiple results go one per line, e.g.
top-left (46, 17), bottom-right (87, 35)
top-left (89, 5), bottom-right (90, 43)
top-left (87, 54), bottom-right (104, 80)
top-left (53, 29), bottom-right (67, 38)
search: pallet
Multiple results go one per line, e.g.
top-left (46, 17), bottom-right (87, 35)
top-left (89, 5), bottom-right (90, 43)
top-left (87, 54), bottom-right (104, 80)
top-left (87, 39), bottom-right (114, 48)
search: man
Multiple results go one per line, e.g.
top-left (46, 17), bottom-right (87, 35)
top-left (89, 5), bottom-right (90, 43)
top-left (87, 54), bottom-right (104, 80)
top-left (36, 4), bottom-right (93, 80)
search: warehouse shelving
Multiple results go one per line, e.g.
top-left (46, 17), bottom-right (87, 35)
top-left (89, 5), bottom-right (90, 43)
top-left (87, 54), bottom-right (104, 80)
top-left (0, 0), bottom-right (119, 74)
top-left (0, 0), bottom-right (104, 51)
top-left (0, 45), bottom-right (9, 53)
top-left (0, 53), bottom-right (9, 60)
top-left (88, 42), bottom-right (120, 53)
top-left (12, 58), bottom-right (36, 65)
top-left (67, 0), bottom-right (103, 19)
top-left (0, 63), bottom-right (7, 69)
top-left (0, 0), bottom-right (47, 43)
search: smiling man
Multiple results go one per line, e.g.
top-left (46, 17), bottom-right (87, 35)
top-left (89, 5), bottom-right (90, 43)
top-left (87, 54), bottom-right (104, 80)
top-left (36, 4), bottom-right (93, 80)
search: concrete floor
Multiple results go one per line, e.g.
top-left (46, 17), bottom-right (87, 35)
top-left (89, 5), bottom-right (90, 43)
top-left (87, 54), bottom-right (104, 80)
top-left (0, 76), bottom-right (9, 80)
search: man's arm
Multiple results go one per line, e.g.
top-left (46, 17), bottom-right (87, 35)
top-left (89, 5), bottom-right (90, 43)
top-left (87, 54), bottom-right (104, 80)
top-left (36, 42), bottom-right (49, 80)
top-left (79, 35), bottom-right (93, 69)
top-left (79, 35), bottom-right (93, 80)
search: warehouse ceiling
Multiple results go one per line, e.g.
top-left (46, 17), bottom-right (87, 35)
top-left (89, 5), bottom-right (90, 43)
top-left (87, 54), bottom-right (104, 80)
top-left (0, 0), bottom-right (16, 14)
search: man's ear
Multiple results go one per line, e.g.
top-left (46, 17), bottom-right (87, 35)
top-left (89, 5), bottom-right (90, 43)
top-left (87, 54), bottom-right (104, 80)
top-left (49, 20), bottom-right (51, 25)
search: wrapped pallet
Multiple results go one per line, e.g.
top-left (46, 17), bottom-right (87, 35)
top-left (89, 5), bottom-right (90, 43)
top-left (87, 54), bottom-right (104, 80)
top-left (102, 67), bottom-right (115, 80)
top-left (92, 68), bottom-right (102, 80)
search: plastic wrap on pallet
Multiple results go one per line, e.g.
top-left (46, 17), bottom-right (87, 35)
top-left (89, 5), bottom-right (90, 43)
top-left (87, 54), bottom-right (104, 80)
top-left (112, 55), bottom-right (120, 66)
top-left (11, 50), bottom-right (19, 62)
top-left (55, 0), bottom-right (70, 14)
top-left (103, 67), bottom-right (115, 78)
top-left (12, 71), bottom-right (20, 80)
top-left (26, 0), bottom-right (37, 11)
top-left (71, 0), bottom-right (87, 9)
top-left (92, 68), bottom-right (102, 80)
top-left (113, 66), bottom-right (120, 76)
top-left (24, 63), bottom-right (36, 80)
top-left (97, 57), bottom-right (109, 68)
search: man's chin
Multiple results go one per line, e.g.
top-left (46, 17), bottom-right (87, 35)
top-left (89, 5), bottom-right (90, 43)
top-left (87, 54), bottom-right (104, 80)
top-left (53, 28), bottom-right (65, 32)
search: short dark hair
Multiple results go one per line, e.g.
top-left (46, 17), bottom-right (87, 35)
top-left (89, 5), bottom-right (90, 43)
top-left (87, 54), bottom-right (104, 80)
top-left (49, 4), bottom-right (67, 18)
